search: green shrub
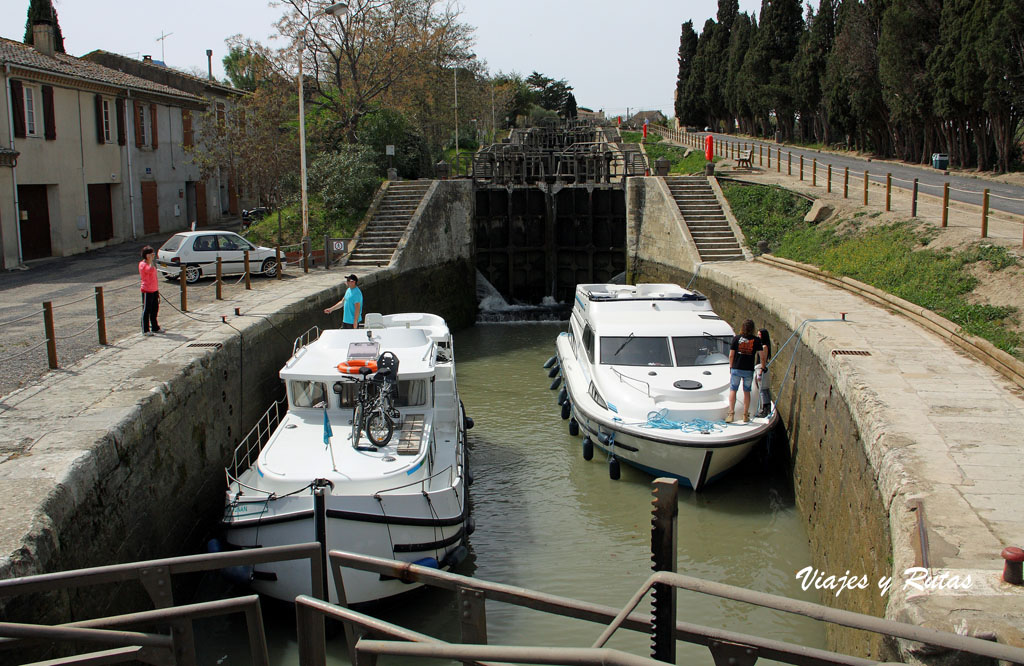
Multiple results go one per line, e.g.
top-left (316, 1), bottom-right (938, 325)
top-left (722, 183), bottom-right (812, 251)
top-left (308, 145), bottom-right (381, 225)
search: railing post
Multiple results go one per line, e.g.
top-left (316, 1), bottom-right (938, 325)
top-left (276, 246), bottom-right (283, 280)
top-left (941, 183), bottom-right (949, 228)
top-left (767, 145), bottom-right (771, 169)
top-left (799, 154), bottom-right (803, 180)
top-left (776, 148), bottom-right (781, 173)
top-left (244, 250), bottom-right (252, 290)
top-left (885, 173), bottom-right (892, 211)
top-left (303, 238), bottom-right (310, 274)
top-left (95, 286), bottom-right (107, 346)
top-left (43, 301), bottom-right (57, 369)
top-left (758, 144), bottom-right (763, 166)
top-left (216, 257), bottom-right (223, 300)
top-left (844, 167), bottom-right (849, 198)
top-left (295, 600), bottom-right (327, 666)
top-left (650, 478), bottom-right (678, 664)
top-left (324, 234), bottom-right (330, 270)
top-left (827, 164), bottom-right (832, 193)
top-left (912, 179), bottom-right (919, 217)
top-left (863, 170), bottom-right (869, 206)
top-left (787, 152), bottom-right (792, 176)
top-left (981, 188), bottom-right (990, 238)
top-left (180, 271), bottom-right (188, 312)
top-left (812, 158), bottom-right (817, 186)
top-left (459, 585), bottom-right (488, 661)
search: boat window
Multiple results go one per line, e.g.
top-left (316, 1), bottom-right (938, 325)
top-left (600, 336), bottom-right (672, 366)
top-left (398, 380), bottom-right (428, 407)
top-left (589, 382), bottom-right (607, 408)
top-left (290, 380), bottom-right (327, 408)
top-left (582, 326), bottom-right (595, 363)
top-left (672, 335), bottom-right (732, 366)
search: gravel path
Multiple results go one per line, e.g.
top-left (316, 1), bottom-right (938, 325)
top-left (0, 234), bottom-right (303, 399)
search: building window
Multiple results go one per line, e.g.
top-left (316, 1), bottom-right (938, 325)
top-left (102, 99), bottom-right (111, 142)
top-left (24, 85), bottom-right (38, 136)
top-left (139, 104), bottom-right (150, 146)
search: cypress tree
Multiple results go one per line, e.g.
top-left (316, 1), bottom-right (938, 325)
top-left (675, 21), bottom-right (699, 126)
top-left (23, 0), bottom-right (66, 54)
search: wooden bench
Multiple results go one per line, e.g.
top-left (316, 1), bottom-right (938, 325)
top-left (736, 149), bottom-right (753, 169)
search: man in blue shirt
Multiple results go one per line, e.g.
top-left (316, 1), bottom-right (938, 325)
top-left (324, 274), bottom-right (363, 328)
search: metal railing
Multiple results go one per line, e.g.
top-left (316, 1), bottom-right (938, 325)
top-left (227, 396), bottom-right (287, 483)
top-left (0, 543), bottom-right (324, 666)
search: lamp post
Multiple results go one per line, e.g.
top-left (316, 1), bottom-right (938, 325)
top-left (299, 1), bottom-right (348, 270)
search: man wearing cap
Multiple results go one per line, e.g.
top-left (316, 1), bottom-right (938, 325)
top-left (324, 274), bottom-right (363, 328)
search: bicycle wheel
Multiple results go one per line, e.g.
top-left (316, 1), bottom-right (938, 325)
top-left (351, 403), bottom-right (364, 444)
top-left (366, 409), bottom-right (394, 446)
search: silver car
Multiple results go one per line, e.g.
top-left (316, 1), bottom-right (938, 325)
top-left (157, 231), bottom-right (279, 283)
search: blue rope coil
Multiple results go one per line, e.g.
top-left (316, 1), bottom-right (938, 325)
top-left (641, 409), bottom-right (727, 433)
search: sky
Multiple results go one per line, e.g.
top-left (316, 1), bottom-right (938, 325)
top-left (3, 0), bottom-right (763, 118)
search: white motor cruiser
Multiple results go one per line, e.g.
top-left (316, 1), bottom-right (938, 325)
top-left (553, 284), bottom-right (777, 490)
top-left (221, 312), bottom-right (472, 605)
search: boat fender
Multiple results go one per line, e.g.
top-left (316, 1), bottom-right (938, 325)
top-left (464, 415), bottom-right (474, 431)
top-left (609, 455), bottom-right (621, 480)
top-left (466, 516), bottom-right (476, 536)
top-left (466, 469), bottom-right (474, 486)
top-left (568, 418), bottom-right (579, 436)
top-left (440, 545), bottom-right (469, 569)
top-left (582, 437), bottom-right (594, 460)
top-left (547, 363), bottom-right (560, 378)
top-left (557, 387), bottom-right (568, 405)
top-left (597, 432), bottom-right (611, 445)
top-left (207, 539), bottom-right (254, 585)
top-left (549, 376), bottom-right (562, 390)
top-left (337, 360), bottom-right (378, 374)
top-left (560, 401), bottom-right (571, 420)
top-left (543, 355), bottom-right (557, 369)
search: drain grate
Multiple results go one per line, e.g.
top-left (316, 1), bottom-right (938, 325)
top-left (187, 342), bottom-right (223, 349)
top-left (831, 349), bottom-right (871, 357)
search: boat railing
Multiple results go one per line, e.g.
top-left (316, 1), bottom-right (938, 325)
top-left (610, 367), bottom-right (651, 397)
top-left (227, 397), bottom-right (288, 483)
top-left (293, 325), bottom-right (321, 357)
top-left (373, 464), bottom-right (455, 497)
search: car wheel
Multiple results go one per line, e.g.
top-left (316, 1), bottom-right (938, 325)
top-left (184, 265), bottom-right (201, 284)
top-left (261, 258), bottom-right (278, 278)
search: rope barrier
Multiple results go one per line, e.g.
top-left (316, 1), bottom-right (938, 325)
top-left (54, 320), bottom-right (101, 341)
top-left (50, 293), bottom-right (101, 309)
top-left (105, 281), bottom-right (139, 293)
top-left (107, 304), bottom-right (143, 319)
top-left (0, 309), bottom-right (45, 329)
top-left (0, 339), bottom-right (49, 363)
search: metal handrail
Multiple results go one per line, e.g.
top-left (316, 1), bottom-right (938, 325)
top-left (609, 366), bottom-right (651, 397)
top-left (227, 396), bottom-right (287, 482)
top-left (292, 325), bottom-right (321, 357)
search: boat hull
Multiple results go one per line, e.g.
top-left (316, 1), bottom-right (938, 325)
top-left (222, 482), bottom-right (467, 605)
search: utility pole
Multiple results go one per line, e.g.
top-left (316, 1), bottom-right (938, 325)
top-left (453, 67), bottom-right (459, 171)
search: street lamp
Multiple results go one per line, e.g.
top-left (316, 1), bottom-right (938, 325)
top-left (299, 1), bottom-right (348, 271)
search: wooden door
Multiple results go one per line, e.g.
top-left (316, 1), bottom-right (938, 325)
top-left (195, 182), bottom-right (208, 226)
top-left (87, 183), bottom-right (113, 242)
top-left (17, 185), bottom-right (52, 260)
top-left (141, 181), bottom-right (159, 234)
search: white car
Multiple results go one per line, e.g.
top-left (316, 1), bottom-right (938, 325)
top-left (157, 231), bottom-right (279, 283)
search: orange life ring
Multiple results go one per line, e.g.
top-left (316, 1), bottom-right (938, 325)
top-left (337, 360), bottom-right (378, 374)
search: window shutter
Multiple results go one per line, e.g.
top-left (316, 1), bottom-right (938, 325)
top-left (133, 101), bottom-right (143, 147)
top-left (150, 103), bottom-right (158, 149)
top-left (116, 98), bottom-right (126, 146)
top-left (11, 80), bottom-right (25, 138)
top-left (182, 110), bottom-right (193, 147)
top-left (94, 94), bottom-right (105, 144)
top-left (42, 85), bottom-right (56, 140)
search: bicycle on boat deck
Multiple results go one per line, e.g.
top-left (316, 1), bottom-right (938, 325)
top-left (349, 352), bottom-right (401, 447)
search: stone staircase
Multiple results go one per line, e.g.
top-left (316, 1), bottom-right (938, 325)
top-left (664, 176), bottom-right (744, 261)
top-left (346, 181), bottom-right (432, 268)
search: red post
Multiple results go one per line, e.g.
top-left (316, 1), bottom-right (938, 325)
top-left (704, 135), bottom-right (714, 162)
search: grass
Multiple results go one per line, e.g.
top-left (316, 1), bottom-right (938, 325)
top-left (243, 196), bottom-right (368, 249)
top-left (721, 182), bottom-right (1023, 358)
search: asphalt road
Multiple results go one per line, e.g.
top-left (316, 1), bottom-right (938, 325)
top-left (0, 231), bottom-right (299, 399)
top-left (704, 133), bottom-right (1024, 217)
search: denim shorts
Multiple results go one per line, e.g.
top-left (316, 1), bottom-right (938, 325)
top-left (730, 368), bottom-right (754, 392)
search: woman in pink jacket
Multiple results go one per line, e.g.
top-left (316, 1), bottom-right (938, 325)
top-left (139, 246), bottom-right (162, 336)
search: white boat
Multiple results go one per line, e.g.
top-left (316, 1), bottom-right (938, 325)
top-left (554, 284), bottom-right (777, 490)
top-left (221, 312), bottom-right (472, 605)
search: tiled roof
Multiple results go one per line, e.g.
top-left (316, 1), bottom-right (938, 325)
top-left (82, 50), bottom-right (245, 98)
top-left (0, 37), bottom-right (202, 101)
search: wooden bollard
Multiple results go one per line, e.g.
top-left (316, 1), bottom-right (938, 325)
top-left (324, 234), bottom-right (331, 271)
top-left (276, 246), bottom-right (283, 280)
top-left (244, 250), bottom-right (252, 290)
top-left (799, 154), bottom-right (804, 181)
top-left (759, 145), bottom-right (763, 166)
top-left (812, 158), bottom-right (817, 186)
top-left (941, 183), bottom-right (949, 228)
top-left (981, 189), bottom-right (989, 238)
top-left (43, 301), bottom-right (57, 369)
top-left (767, 146), bottom-right (771, 169)
top-left (844, 167), bottom-right (849, 198)
top-left (886, 173), bottom-right (892, 211)
top-left (216, 257), bottom-right (223, 300)
top-left (95, 286), bottom-right (107, 346)
top-left (912, 179), bottom-right (919, 217)
top-left (827, 164), bottom-right (832, 193)
top-left (303, 238), bottom-right (310, 274)
top-left (787, 152), bottom-right (792, 176)
top-left (776, 148), bottom-right (781, 172)
top-left (863, 170), bottom-right (869, 206)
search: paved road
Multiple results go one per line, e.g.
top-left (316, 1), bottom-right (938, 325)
top-left (698, 132), bottom-right (1024, 217)
top-left (0, 232), bottom-right (300, 399)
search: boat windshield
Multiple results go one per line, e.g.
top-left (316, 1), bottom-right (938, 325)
top-left (672, 335), bottom-right (732, 366)
top-left (600, 336), bottom-right (672, 366)
top-left (291, 380), bottom-right (327, 408)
